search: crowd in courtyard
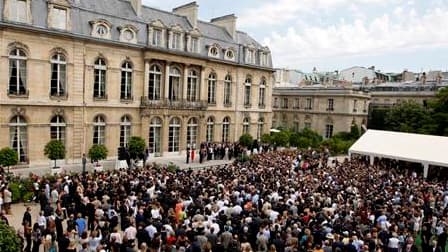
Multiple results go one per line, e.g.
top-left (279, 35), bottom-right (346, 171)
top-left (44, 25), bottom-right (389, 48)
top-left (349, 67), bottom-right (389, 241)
top-left (0, 148), bottom-right (448, 252)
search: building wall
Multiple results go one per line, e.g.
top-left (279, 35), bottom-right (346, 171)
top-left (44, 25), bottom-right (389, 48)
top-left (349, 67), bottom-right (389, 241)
top-left (272, 88), bottom-right (370, 137)
top-left (0, 28), bottom-right (273, 166)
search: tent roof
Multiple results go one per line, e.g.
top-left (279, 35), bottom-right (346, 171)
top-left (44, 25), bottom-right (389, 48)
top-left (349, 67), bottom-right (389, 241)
top-left (349, 129), bottom-right (448, 167)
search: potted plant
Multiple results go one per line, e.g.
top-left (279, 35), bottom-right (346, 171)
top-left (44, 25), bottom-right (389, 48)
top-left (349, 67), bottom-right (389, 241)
top-left (0, 147), bottom-right (18, 175)
top-left (44, 140), bottom-right (66, 175)
top-left (88, 144), bottom-right (108, 172)
top-left (128, 136), bottom-right (146, 168)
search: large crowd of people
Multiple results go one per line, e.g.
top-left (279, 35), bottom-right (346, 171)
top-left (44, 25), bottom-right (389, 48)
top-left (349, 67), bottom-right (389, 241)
top-left (0, 149), bottom-right (448, 252)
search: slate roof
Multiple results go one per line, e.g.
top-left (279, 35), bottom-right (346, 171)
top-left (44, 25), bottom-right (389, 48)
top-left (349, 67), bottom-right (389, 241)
top-left (0, 0), bottom-right (272, 68)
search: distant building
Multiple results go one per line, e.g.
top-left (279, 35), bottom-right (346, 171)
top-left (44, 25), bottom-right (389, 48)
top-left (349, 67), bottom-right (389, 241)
top-left (339, 66), bottom-right (389, 84)
top-left (272, 86), bottom-right (370, 138)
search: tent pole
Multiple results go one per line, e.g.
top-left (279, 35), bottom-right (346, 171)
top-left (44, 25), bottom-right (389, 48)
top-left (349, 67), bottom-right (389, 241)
top-left (423, 163), bottom-right (429, 179)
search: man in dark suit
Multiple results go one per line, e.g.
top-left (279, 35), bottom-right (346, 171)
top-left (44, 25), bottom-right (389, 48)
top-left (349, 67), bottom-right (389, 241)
top-left (22, 206), bottom-right (32, 226)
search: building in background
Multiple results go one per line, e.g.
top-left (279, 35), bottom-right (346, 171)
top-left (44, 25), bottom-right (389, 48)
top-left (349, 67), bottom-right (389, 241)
top-left (0, 0), bottom-right (273, 166)
top-left (272, 86), bottom-right (370, 138)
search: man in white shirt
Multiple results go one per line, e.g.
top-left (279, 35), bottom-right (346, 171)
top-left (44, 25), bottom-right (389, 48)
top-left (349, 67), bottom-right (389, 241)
top-left (124, 222), bottom-right (137, 246)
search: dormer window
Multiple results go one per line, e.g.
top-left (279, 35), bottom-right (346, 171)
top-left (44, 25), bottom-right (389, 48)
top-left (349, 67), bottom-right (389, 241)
top-left (6, 0), bottom-right (31, 23)
top-left (90, 20), bottom-right (112, 39)
top-left (47, 0), bottom-right (71, 30)
top-left (172, 32), bottom-right (181, 49)
top-left (149, 20), bottom-right (166, 48)
top-left (247, 49), bottom-right (255, 64)
top-left (190, 37), bottom-right (199, 53)
top-left (225, 49), bottom-right (235, 61)
top-left (208, 45), bottom-right (220, 58)
top-left (260, 49), bottom-right (270, 66)
top-left (153, 29), bottom-right (162, 46)
top-left (119, 25), bottom-right (138, 44)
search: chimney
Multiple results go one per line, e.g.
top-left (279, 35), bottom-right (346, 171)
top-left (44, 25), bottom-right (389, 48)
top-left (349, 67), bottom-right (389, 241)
top-left (210, 14), bottom-right (237, 39)
top-left (129, 0), bottom-right (142, 16)
top-left (173, 2), bottom-right (199, 28)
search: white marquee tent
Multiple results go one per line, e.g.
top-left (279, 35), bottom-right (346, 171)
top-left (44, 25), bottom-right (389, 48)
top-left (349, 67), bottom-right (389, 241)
top-left (349, 129), bottom-right (448, 178)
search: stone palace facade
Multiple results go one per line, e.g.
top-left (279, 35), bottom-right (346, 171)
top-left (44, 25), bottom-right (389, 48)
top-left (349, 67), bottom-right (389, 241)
top-left (0, 0), bottom-right (274, 166)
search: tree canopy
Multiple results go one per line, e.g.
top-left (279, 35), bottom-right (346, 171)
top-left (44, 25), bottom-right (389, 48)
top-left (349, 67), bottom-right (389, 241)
top-left (0, 147), bottom-right (18, 168)
top-left (239, 134), bottom-right (254, 148)
top-left (44, 140), bottom-right (66, 167)
top-left (128, 136), bottom-right (146, 160)
top-left (88, 144), bottom-right (108, 163)
top-left (0, 221), bottom-right (22, 252)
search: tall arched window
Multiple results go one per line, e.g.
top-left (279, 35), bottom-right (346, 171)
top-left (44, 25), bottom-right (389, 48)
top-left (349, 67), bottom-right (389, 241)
top-left (50, 53), bottom-right (66, 96)
top-left (258, 78), bottom-right (266, 107)
top-left (222, 117), bottom-right (230, 142)
top-left (187, 118), bottom-right (198, 148)
top-left (50, 115), bottom-right (66, 142)
top-left (244, 76), bottom-right (252, 106)
top-left (206, 117), bottom-right (214, 143)
top-left (9, 48), bottom-right (27, 95)
top-left (243, 117), bottom-right (250, 135)
top-left (257, 118), bottom-right (264, 140)
top-left (149, 65), bottom-right (162, 100)
top-left (120, 115), bottom-right (131, 147)
top-left (169, 67), bottom-right (181, 101)
top-left (207, 73), bottom-right (216, 104)
top-left (120, 61), bottom-right (133, 100)
top-left (149, 117), bottom-right (162, 156)
top-left (223, 75), bottom-right (232, 106)
top-left (187, 70), bottom-right (198, 102)
top-left (93, 115), bottom-right (106, 145)
top-left (93, 58), bottom-right (107, 98)
top-left (168, 117), bottom-right (180, 152)
top-left (10, 116), bottom-right (27, 163)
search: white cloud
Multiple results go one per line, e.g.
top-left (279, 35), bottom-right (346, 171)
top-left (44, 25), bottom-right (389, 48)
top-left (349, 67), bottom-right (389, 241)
top-left (239, 0), bottom-right (392, 28)
top-left (264, 7), bottom-right (448, 68)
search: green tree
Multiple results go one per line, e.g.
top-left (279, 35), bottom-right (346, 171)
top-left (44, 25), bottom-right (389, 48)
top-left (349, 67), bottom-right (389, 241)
top-left (0, 221), bottom-right (22, 252)
top-left (384, 101), bottom-right (435, 134)
top-left (368, 107), bottom-right (389, 130)
top-left (239, 134), bottom-right (254, 148)
top-left (44, 140), bottom-right (66, 168)
top-left (429, 87), bottom-right (448, 136)
top-left (128, 136), bottom-right (146, 160)
top-left (260, 134), bottom-right (272, 144)
top-left (296, 128), bottom-right (323, 148)
top-left (272, 131), bottom-right (290, 147)
top-left (0, 147), bottom-right (18, 173)
top-left (350, 124), bottom-right (361, 139)
top-left (88, 144), bottom-right (108, 165)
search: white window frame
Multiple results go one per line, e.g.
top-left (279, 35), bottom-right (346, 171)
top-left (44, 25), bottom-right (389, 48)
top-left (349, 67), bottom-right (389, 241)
top-left (149, 117), bottom-right (162, 156)
top-left (120, 116), bottom-right (131, 147)
top-left (206, 117), bottom-right (214, 143)
top-left (244, 77), bottom-right (252, 106)
top-left (120, 61), bottom-right (133, 100)
top-left (93, 58), bottom-right (107, 99)
top-left (9, 115), bottom-right (28, 163)
top-left (148, 65), bottom-right (162, 100)
top-left (168, 117), bottom-right (181, 152)
top-left (325, 124), bottom-right (334, 139)
top-left (222, 117), bottom-right (230, 142)
top-left (207, 73), bottom-right (216, 104)
top-left (223, 75), bottom-right (232, 106)
top-left (93, 116), bottom-right (106, 145)
top-left (50, 53), bottom-right (67, 97)
top-left (50, 115), bottom-right (66, 143)
top-left (8, 48), bottom-right (27, 95)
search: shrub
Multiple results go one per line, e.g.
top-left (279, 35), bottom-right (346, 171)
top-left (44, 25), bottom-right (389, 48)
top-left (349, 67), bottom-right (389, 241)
top-left (128, 136), bottom-right (146, 160)
top-left (44, 140), bottom-right (66, 168)
top-left (0, 147), bottom-right (18, 172)
top-left (239, 134), bottom-right (253, 148)
top-left (166, 162), bottom-right (179, 173)
top-left (88, 145), bottom-right (108, 163)
top-left (0, 221), bottom-right (22, 252)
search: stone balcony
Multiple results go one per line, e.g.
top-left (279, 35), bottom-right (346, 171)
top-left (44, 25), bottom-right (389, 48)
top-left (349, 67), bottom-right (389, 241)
top-left (140, 97), bottom-right (208, 111)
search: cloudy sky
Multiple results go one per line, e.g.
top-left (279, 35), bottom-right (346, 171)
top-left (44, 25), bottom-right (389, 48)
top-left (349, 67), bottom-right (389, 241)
top-left (143, 0), bottom-right (448, 73)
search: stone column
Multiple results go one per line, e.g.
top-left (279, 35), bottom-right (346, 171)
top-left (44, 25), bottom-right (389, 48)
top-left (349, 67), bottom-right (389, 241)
top-left (162, 115), bottom-right (170, 156)
top-left (183, 65), bottom-right (189, 100)
top-left (164, 63), bottom-right (170, 99)
top-left (143, 61), bottom-right (149, 98)
top-left (180, 116), bottom-right (187, 155)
